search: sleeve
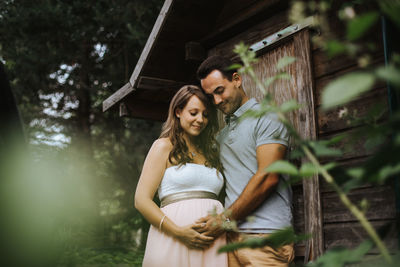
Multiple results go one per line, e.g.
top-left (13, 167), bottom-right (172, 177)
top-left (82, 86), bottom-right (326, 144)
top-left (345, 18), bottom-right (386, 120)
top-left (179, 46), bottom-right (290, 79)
top-left (254, 112), bottom-right (289, 147)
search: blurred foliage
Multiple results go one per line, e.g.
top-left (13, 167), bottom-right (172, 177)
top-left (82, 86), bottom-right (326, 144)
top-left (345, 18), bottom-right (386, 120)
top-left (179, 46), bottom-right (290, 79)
top-left (0, 0), bottom-right (163, 266)
top-left (58, 247), bottom-right (145, 266)
top-left (218, 227), bottom-right (309, 253)
top-left (307, 241), bottom-right (374, 267)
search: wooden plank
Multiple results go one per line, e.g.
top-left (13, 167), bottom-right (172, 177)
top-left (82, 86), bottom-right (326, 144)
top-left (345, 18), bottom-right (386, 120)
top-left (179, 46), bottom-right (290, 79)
top-left (103, 82), bottom-right (133, 112)
top-left (294, 30), bottom-right (324, 261)
top-left (314, 59), bottom-right (386, 106)
top-left (248, 17), bottom-right (315, 55)
top-left (293, 184), bottom-right (306, 256)
top-left (324, 220), bottom-right (398, 253)
top-left (317, 87), bottom-right (388, 134)
top-left (322, 185), bottom-right (396, 223)
top-left (137, 76), bottom-right (185, 91)
top-left (129, 0), bottom-right (174, 87)
top-left (319, 156), bottom-right (370, 193)
top-left (292, 188), bottom-right (307, 258)
top-left (318, 128), bottom-right (381, 163)
top-left (313, 48), bottom-right (384, 79)
top-left (293, 185), bottom-right (305, 236)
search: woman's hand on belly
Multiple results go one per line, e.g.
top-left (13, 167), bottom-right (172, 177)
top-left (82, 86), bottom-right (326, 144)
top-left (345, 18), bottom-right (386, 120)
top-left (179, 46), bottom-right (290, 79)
top-left (175, 224), bottom-right (215, 250)
top-left (194, 214), bottom-right (225, 238)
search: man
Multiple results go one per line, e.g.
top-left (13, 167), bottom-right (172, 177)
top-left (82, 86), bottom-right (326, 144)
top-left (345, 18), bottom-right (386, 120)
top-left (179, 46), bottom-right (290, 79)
top-left (195, 55), bottom-right (294, 266)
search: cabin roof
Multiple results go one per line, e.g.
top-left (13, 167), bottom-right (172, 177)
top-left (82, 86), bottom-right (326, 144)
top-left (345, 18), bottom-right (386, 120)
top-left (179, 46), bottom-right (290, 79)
top-left (102, 0), bottom-right (287, 121)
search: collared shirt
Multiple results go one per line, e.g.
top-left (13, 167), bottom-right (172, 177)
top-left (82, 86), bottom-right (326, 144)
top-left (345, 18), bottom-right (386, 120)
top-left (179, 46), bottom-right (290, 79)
top-left (217, 98), bottom-right (292, 233)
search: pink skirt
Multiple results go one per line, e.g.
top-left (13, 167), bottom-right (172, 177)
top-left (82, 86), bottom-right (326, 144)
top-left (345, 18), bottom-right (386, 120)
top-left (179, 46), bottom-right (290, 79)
top-left (142, 198), bottom-right (228, 267)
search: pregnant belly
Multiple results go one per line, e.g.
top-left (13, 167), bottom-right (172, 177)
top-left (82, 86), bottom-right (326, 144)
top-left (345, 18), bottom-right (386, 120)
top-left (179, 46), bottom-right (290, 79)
top-left (161, 198), bottom-right (224, 226)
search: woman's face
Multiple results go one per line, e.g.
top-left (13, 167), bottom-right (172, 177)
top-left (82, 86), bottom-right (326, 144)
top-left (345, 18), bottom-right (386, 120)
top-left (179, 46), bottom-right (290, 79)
top-left (176, 95), bottom-right (209, 137)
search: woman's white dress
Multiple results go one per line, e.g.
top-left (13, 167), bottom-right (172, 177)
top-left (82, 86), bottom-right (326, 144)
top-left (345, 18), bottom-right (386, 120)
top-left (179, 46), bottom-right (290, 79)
top-left (142, 163), bottom-right (228, 267)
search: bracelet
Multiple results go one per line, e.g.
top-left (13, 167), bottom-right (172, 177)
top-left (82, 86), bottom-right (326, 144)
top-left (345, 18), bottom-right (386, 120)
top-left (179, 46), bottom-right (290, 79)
top-left (159, 215), bottom-right (166, 231)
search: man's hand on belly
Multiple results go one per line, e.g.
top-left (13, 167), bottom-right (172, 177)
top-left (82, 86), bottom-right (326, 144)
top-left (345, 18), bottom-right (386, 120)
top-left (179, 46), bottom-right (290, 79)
top-left (193, 214), bottom-right (226, 239)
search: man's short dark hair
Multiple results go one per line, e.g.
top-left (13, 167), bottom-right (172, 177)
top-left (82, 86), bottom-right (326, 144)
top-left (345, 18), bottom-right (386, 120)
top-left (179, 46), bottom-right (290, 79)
top-left (196, 55), bottom-right (238, 81)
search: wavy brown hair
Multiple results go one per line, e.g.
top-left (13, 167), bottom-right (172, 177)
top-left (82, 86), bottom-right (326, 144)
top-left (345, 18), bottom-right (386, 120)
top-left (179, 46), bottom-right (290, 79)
top-left (160, 85), bottom-right (223, 173)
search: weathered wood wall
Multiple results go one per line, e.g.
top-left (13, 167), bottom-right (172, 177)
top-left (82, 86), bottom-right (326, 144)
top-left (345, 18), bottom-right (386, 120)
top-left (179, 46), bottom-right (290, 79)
top-left (205, 0), bottom-right (397, 260)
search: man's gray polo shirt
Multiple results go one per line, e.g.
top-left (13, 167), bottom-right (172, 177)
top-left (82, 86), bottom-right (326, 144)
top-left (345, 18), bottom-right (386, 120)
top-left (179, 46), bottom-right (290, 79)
top-left (217, 98), bottom-right (292, 233)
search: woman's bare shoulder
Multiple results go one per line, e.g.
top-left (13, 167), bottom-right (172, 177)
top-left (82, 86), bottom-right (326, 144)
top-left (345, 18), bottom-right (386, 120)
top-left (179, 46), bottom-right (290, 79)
top-left (151, 137), bottom-right (173, 152)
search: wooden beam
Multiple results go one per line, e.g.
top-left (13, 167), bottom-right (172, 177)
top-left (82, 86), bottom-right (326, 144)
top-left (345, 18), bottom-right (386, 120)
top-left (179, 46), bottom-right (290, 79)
top-left (294, 29), bottom-right (324, 261)
top-left (103, 82), bottom-right (134, 112)
top-left (129, 0), bottom-right (174, 88)
top-left (137, 76), bottom-right (185, 90)
top-left (249, 17), bottom-right (314, 53)
top-left (324, 220), bottom-right (398, 253)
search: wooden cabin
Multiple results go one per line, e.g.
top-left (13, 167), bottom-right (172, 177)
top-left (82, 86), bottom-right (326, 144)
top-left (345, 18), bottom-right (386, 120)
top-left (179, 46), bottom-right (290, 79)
top-left (103, 0), bottom-right (398, 262)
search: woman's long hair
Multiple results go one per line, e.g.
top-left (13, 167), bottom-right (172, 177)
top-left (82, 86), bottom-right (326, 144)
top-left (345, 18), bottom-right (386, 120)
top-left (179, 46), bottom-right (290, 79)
top-left (160, 85), bottom-right (223, 173)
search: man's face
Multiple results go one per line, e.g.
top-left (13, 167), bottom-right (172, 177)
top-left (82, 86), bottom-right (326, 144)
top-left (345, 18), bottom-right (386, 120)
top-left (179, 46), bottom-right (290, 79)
top-left (200, 70), bottom-right (243, 115)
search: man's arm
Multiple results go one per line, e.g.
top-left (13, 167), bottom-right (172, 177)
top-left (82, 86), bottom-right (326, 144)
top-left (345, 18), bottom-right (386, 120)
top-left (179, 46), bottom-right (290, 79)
top-left (194, 143), bottom-right (287, 236)
top-left (228, 143), bottom-right (286, 221)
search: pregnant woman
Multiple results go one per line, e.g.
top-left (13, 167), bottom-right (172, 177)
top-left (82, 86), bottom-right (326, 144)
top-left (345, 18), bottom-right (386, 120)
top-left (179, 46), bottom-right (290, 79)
top-left (135, 85), bottom-right (227, 267)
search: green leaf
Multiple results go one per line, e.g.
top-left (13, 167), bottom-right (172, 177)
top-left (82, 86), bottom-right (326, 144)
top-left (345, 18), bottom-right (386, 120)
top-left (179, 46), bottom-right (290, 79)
top-left (276, 73), bottom-right (291, 80)
top-left (299, 162), bottom-right (319, 177)
top-left (364, 134), bottom-right (385, 151)
top-left (227, 63), bottom-right (242, 70)
top-left (265, 73), bottom-right (291, 88)
top-left (347, 167), bottom-right (365, 179)
top-left (324, 40), bottom-right (347, 57)
top-left (240, 105), bottom-right (276, 121)
top-left (379, 1), bottom-right (400, 28)
top-left (376, 65), bottom-right (400, 87)
top-left (264, 76), bottom-right (277, 87)
top-left (309, 141), bottom-right (342, 157)
top-left (289, 148), bottom-right (304, 159)
top-left (323, 162), bottom-right (337, 171)
top-left (322, 72), bottom-right (375, 110)
top-left (325, 134), bottom-right (346, 145)
top-left (276, 56), bottom-right (296, 70)
top-left (378, 163), bottom-right (400, 183)
top-left (280, 100), bottom-right (301, 113)
top-left (347, 12), bottom-right (379, 41)
top-left (265, 160), bottom-right (299, 176)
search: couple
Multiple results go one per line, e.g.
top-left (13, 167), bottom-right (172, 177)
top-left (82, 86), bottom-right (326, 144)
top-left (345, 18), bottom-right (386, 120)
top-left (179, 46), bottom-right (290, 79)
top-left (135, 56), bottom-right (294, 266)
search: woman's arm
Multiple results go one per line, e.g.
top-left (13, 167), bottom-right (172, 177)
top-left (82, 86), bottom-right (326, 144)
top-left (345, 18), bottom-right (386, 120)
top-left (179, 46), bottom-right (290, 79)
top-left (134, 138), bottom-right (214, 249)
